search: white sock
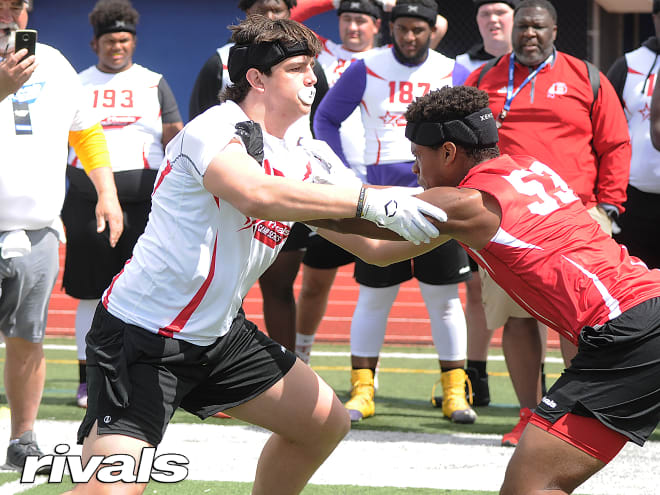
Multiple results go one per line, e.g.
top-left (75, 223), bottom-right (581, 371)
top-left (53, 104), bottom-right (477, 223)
top-left (295, 333), bottom-right (316, 364)
top-left (75, 299), bottom-right (100, 362)
top-left (418, 282), bottom-right (467, 361)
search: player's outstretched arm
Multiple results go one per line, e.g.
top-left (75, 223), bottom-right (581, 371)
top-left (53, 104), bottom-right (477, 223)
top-left (203, 150), bottom-right (447, 244)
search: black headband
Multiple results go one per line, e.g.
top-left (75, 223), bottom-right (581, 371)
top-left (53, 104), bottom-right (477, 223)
top-left (94, 20), bottom-right (137, 38)
top-left (391, 4), bottom-right (436, 27)
top-left (337, 0), bottom-right (380, 19)
top-left (228, 40), bottom-right (309, 82)
top-left (405, 108), bottom-right (499, 148)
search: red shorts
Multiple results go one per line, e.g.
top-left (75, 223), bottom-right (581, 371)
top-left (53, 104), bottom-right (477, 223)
top-left (529, 412), bottom-right (628, 463)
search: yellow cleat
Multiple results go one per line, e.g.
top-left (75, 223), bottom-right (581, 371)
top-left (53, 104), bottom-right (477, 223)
top-left (344, 369), bottom-right (375, 422)
top-left (433, 368), bottom-right (477, 424)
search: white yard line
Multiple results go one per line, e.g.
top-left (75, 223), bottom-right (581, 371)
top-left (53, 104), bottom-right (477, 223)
top-left (0, 420), bottom-right (657, 494)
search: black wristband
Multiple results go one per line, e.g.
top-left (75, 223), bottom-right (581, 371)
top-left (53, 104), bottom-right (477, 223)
top-left (356, 186), bottom-right (367, 218)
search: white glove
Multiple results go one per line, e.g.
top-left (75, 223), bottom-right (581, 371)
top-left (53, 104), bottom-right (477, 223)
top-left (358, 187), bottom-right (448, 245)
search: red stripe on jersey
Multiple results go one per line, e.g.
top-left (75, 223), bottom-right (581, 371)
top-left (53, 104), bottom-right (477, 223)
top-left (627, 67), bottom-right (644, 75)
top-left (152, 160), bottom-right (172, 195)
top-left (361, 99), bottom-right (370, 116)
top-left (71, 156), bottom-right (79, 168)
top-left (365, 65), bottom-right (385, 80)
top-left (143, 147), bottom-right (149, 169)
top-left (302, 161), bottom-right (312, 181)
top-left (102, 258), bottom-right (131, 308)
top-left (375, 136), bottom-right (382, 165)
top-left (158, 234), bottom-right (219, 337)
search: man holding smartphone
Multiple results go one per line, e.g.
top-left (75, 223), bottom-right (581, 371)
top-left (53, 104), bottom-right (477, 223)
top-left (0, 0), bottom-right (123, 474)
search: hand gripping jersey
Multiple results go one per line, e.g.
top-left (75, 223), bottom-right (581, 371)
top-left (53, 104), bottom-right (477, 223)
top-left (101, 101), bottom-right (350, 345)
top-left (460, 155), bottom-right (660, 345)
top-left (621, 44), bottom-right (660, 193)
top-left (68, 64), bottom-right (169, 172)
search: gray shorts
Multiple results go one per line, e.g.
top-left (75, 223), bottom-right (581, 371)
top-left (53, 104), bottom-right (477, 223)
top-left (0, 228), bottom-right (59, 343)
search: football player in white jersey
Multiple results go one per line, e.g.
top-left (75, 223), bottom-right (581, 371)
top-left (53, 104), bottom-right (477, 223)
top-left (64, 16), bottom-right (446, 495)
top-left (62, 0), bottom-right (184, 411)
top-left (314, 0), bottom-right (477, 425)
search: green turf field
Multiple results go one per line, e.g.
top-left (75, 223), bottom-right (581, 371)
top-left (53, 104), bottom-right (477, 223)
top-left (0, 338), bottom-right (652, 494)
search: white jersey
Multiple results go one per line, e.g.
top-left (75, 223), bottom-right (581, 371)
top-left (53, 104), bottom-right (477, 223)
top-left (0, 43), bottom-right (98, 231)
top-left (622, 45), bottom-right (660, 193)
top-left (217, 42), bottom-right (233, 92)
top-left (360, 49), bottom-right (457, 165)
top-left (318, 39), bottom-right (385, 180)
top-left (102, 101), bottom-right (354, 345)
top-left (68, 64), bottom-right (165, 172)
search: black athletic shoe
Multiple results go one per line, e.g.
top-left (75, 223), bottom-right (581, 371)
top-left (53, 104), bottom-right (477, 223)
top-left (465, 367), bottom-right (491, 407)
top-left (5, 431), bottom-right (51, 475)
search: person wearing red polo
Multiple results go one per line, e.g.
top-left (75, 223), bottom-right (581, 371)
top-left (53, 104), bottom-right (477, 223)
top-left (464, 0), bottom-right (631, 447)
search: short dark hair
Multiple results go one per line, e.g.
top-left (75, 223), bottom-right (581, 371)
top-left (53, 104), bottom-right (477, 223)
top-left (515, 0), bottom-right (557, 24)
top-left (238, 0), bottom-right (297, 12)
top-left (221, 16), bottom-right (321, 104)
top-left (89, 0), bottom-right (139, 38)
top-left (405, 86), bottom-right (500, 161)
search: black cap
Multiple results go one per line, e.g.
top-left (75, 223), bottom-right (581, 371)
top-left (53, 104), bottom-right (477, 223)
top-left (337, 0), bottom-right (381, 19)
top-left (473, 0), bottom-right (519, 11)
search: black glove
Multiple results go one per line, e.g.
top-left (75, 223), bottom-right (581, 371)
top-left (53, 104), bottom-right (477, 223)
top-left (234, 120), bottom-right (264, 165)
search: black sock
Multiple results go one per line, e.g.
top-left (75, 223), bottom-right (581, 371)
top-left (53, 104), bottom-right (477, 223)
top-left (440, 365), bottom-right (462, 373)
top-left (79, 363), bottom-right (86, 384)
top-left (467, 360), bottom-right (487, 378)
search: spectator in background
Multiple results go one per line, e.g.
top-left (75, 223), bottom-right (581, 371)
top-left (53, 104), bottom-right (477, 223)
top-left (607, 0), bottom-right (660, 270)
top-left (295, 0), bottom-right (383, 364)
top-left (0, 0), bottom-right (123, 473)
top-left (456, 1), bottom-right (517, 73)
top-left (62, 0), bottom-right (183, 409)
top-left (466, 0), bottom-right (631, 447)
top-left (314, 0), bottom-right (475, 424)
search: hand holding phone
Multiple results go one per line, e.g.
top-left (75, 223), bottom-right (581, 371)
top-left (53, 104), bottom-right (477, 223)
top-left (14, 29), bottom-right (37, 62)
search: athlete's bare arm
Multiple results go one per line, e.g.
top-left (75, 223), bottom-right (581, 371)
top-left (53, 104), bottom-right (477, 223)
top-left (316, 187), bottom-right (501, 266)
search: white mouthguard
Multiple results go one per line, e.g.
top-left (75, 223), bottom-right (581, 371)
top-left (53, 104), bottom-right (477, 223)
top-left (297, 86), bottom-right (316, 105)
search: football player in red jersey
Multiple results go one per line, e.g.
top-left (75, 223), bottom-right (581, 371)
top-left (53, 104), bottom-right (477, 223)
top-left (316, 85), bottom-right (660, 494)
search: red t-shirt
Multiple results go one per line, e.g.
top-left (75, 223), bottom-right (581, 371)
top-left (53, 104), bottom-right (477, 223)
top-left (459, 155), bottom-right (660, 344)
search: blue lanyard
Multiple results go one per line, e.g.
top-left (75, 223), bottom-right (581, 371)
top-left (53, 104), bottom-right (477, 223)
top-left (498, 52), bottom-right (550, 126)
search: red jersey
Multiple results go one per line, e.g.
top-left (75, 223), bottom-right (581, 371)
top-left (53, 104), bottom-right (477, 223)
top-left (465, 51), bottom-right (630, 211)
top-left (459, 155), bottom-right (660, 345)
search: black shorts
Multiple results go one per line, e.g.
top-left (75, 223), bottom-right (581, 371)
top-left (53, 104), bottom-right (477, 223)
top-left (280, 222), bottom-right (311, 252)
top-left (614, 185), bottom-right (660, 269)
top-left (354, 240), bottom-right (471, 288)
top-left (78, 304), bottom-right (296, 447)
top-left (535, 296), bottom-right (660, 446)
top-left (61, 190), bottom-right (150, 299)
top-left (302, 233), bottom-right (354, 269)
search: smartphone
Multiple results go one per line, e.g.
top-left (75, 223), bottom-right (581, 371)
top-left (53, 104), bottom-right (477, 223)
top-left (14, 29), bottom-right (37, 62)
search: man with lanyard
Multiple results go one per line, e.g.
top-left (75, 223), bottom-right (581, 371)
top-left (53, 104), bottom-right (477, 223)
top-left (0, 0), bottom-right (123, 473)
top-left (316, 83), bottom-right (660, 495)
top-left (465, 0), bottom-right (630, 446)
top-left (295, 0), bottom-right (384, 364)
top-left (314, 0), bottom-right (476, 424)
top-left (63, 15), bottom-right (446, 495)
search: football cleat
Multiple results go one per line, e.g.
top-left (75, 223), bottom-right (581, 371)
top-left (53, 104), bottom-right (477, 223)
top-left (433, 368), bottom-right (477, 424)
top-left (344, 369), bottom-right (375, 422)
top-left (502, 407), bottom-right (533, 447)
top-left (465, 367), bottom-right (490, 407)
